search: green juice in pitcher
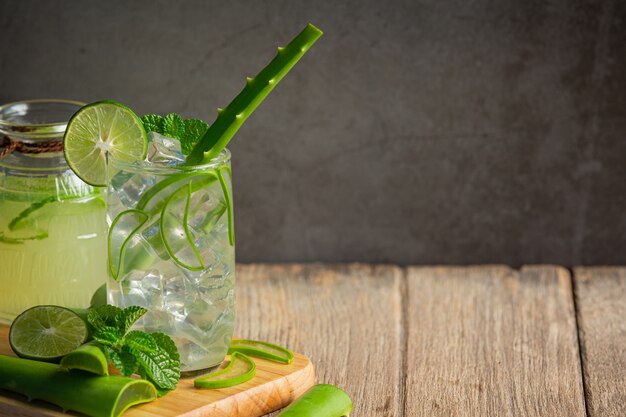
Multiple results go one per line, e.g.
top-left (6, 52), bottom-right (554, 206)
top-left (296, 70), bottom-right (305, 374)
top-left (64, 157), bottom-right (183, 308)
top-left (0, 100), bottom-right (107, 323)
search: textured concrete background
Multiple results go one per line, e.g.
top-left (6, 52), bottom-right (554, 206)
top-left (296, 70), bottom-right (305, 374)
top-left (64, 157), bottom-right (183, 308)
top-left (1, 0), bottom-right (624, 266)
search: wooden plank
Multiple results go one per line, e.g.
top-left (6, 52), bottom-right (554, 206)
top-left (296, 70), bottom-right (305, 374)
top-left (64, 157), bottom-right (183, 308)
top-left (574, 267), bottom-right (626, 417)
top-left (0, 331), bottom-right (314, 417)
top-left (405, 266), bottom-right (586, 416)
top-left (234, 263), bottom-right (404, 417)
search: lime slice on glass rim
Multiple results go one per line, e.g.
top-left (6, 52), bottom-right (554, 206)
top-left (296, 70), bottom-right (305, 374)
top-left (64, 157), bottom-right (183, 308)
top-left (63, 100), bottom-right (148, 187)
top-left (9, 305), bottom-right (89, 361)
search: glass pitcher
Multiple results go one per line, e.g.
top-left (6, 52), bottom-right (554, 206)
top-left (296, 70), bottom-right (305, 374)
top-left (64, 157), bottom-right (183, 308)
top-left (0, 99), bottom-right (107, 323)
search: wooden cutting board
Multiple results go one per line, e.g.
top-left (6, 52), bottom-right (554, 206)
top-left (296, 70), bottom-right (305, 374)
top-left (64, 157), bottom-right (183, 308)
top-left (0, 325), bottom-right (315, 417)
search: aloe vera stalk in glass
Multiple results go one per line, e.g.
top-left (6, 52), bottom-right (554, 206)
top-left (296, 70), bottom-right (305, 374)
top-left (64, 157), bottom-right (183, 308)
top-left (0, 100), bottom-right (107, 324)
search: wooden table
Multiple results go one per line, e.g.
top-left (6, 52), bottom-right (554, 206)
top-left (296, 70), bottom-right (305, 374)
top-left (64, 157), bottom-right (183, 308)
top-left (235, 264), bottom-right (626, 417)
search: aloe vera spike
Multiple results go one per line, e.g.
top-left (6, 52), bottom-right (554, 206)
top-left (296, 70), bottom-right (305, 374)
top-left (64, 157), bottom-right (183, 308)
top-left (217, 167), bottom-right (235, 246)
top-left (59, 342), bottom-right (109, 375)
top-left (277, 384), bottom-right (352, 417)
top-left (194, 352), bottom-right (256, 389)
top-left (159, 183), bottom-right (205, 271)
top-left (108, 209), bottom-right (149, 279)
top-left (0, 355), bottom-right (157, 417)
top-left (187, 23), bottom-right (323, 164)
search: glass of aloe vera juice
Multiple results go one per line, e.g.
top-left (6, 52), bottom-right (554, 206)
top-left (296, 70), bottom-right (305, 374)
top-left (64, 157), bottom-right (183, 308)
top-left (62, 24), bottom-right (322, 375)
top-left (0, 100), bottom-right (107, 324)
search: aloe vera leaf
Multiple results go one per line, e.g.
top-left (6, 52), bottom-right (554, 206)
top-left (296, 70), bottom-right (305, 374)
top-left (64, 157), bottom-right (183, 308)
top-left (277, 384), bottom-right (352, 417)
top-left (108, 209), bottom-right (149, 280)
top-left (194, 352), bottom-right (256, 389)
top-left (59, 342), bottom-right (109, 375)
top-left (0, 354), bottom-right (157, 417)
top-left (186, 23), bottom-right (323, 164)
top-left (0, 230), bottom-right (48, 244)
top-left (135, 171), bottom-right (217, 214)
top-left (228, 339), bottom-right (293, 364)
top-left (160, 182), bottom-right (205, 271)
top-left (217, 167), bottom-right (235, 246)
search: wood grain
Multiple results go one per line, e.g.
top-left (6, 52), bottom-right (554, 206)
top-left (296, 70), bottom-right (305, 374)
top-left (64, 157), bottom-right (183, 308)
top-left (0, 329), bottom-right (314, 417)
top-left (574, 267), bottom-right (626, 417)
top-left (405, 266), bottom-right (586, 416)
top-left (234, 263), bottom-right (404, 417)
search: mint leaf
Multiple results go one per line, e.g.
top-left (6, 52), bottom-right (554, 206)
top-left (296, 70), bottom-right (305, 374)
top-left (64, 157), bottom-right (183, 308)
top-left (181, 119), bottom-right (209, 155)
top-left (162, 113), bottom-right (185, 140)
top-left (123, 330), bottom-right (157, 353)
top-left (93, 326), bottom-right (123, 347)
top-left (130, 343), bottom-right (180, 392)
top-left (88, 305), bottom-right (123, 330)
top-left (141, 114), bottom-right (164, 134)
top-left (121, 306), bottom-right (147, 334)
top-left (106, 346), bottom-right (138, 377)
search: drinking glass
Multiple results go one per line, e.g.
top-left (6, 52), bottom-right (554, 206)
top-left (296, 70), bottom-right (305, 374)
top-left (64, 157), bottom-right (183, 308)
top-left (106, 150), bottom-right (235, 375)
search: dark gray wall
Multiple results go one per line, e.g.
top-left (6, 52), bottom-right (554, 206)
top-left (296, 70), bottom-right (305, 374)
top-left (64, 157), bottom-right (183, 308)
top-left (1, 0), bottom-right (625, 266)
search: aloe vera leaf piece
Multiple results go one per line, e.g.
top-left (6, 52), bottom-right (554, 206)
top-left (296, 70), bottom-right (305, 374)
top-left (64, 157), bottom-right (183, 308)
top-left (108, 209), bottom-right (149, 280)
top-left (0, 231), bottom-right (48, 244)
top-left (160, 182), bottom-right (205, 271)
top-left (277, 384), bottom-right (353, 417)
top-left (186, 23), bottom-right (323, 165)
top-left (60, 342), bottom-right (109, 375)
top-left (0, 354), bottom-right (157, 417)
top-left (135, 171), bottom-right (217, 214)
top-left (228, 339), bottom-right (293, 364)
top-left (194, 352), bottom-right (256, 389)
top-left (217, 166), bottom-right (235, 246)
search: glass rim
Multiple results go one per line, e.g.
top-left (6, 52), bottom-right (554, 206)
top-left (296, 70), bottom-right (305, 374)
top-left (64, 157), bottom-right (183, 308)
top-left (0, 99), bottom-right (85, 139)
top-left (108, 148), bottom-right (232, 174)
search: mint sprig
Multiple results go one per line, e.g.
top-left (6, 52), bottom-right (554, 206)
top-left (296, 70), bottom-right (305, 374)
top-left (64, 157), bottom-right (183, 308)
top-left (87, 305), bottom-right (181, 395)
top-left (140, 114), bottom-right (208, 156)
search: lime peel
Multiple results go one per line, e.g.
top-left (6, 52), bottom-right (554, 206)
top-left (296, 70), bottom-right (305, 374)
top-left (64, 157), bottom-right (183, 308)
top-left (228, 339), bottom-right (294, 364)
top-left (194, 352), bottom-right (256, 389)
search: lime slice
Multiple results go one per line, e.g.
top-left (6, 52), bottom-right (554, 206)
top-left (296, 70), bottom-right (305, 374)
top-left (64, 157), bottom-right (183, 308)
top-left (228, 339), bottom-right (294, 364)
top-left (9, 305), bottom-right (89, 361)
top-left (64, 100), bottom-right (148, 187)
top-left (194, 352), bottom-right (256, 389)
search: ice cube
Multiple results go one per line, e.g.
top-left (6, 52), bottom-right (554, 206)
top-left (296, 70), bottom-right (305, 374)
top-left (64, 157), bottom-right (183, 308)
top-left (147, 132), bottom-right (185, 164)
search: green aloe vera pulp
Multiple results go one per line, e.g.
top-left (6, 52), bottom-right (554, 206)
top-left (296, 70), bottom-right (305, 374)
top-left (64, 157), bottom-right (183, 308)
top-left (186, 23), bottom-right (323, 164)
top-left (0, 354), bottom-right (157, 417)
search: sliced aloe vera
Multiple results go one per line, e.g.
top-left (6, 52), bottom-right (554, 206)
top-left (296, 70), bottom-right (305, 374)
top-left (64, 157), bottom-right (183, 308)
top-left (0, 355), bottom-right (156, 417)
top-left (277, 384), bottom-right (353, 417)
top-left (108, 209), bottom-right (149, 279)
top-left (160, 182), bottom-right (205, 271)
top-left (135, 172), bottom-right (217, 214)
top-left (8, 194), bottom-right (105, 231)
top-left (194, 352), bottom-right (256, 389)
top-left (228, 339), bottom-right (294, 364)
top-left (60, 342), bottom-right (109, 375)
top-left (217, 167), bottom-right (234, 246)
top-left (0, 231), bottom-right (48, 244)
